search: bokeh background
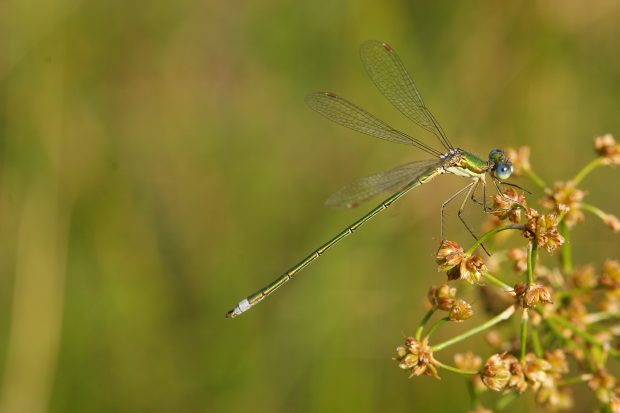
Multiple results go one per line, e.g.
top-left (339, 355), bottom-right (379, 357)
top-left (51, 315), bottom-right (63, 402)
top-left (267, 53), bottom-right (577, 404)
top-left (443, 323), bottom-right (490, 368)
top-left (0, 0), bottom-right (619, 412)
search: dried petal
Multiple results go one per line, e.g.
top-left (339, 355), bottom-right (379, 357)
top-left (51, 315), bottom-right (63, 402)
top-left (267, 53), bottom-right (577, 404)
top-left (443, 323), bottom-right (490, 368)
top-left (449, 299), bottom-right (474, 322)
top-left (594, 133), bottom-right (620, 165)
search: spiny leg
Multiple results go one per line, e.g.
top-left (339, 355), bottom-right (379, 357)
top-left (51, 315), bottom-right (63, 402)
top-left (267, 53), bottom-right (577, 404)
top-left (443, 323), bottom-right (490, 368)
top-left (456, 179), bottom-right (492, 255)
top-left (440, 181), bottom-right (477, 240)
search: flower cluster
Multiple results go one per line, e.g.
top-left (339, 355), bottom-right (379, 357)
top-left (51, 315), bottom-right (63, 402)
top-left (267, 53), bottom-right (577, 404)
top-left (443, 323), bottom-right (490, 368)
top-left (393, 136), bottom-right (620, 412)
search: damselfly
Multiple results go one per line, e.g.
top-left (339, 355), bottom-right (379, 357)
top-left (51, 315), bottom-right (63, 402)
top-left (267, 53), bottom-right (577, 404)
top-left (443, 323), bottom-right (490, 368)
top-left (226, 40), bottom-right (513, 318)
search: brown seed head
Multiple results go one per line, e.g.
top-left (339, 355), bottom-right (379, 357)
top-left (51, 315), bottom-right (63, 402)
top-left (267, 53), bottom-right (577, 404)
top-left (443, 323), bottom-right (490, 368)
top-left (436, 240), bottom-right (465, 271)
top-left (505, 146), bottom-right (531, 176)
top-left (571, 265), bottom-right (597, 289)
top-left (602, 214), bottom-right (620, 233)
top-left (447, 254), bottom-right (487, 285)
top-left (594, 133), bottom-right (620, 165)
top-left (600, 260), bottom-right (620, 289)
top-left (454, 351), bottom-right (482, 371)
top-left (481, 353), bottom-right (512, 392)
top-left (524, 353), bottom-right (553, 390)
top-left (395, 337), bottom-right (440, 379)
top-left (544, 349), bottom-right (569, 378)
top-left (507, 248), bottom-right (528, 273)
top-left (491, 188), bottom-right (526, 223)
top-left (428, 284), bottom-right (457, 311)
top-left (588, 370), bottom-right (617, 404)
top-left (449, 299), bottom-right (474, 322)
top-left (514, 283), bottom-right (553, 309)
top-left (523, 209), bottom-right (565, 253)
top-left (541, 181), bottom-right (585, 228)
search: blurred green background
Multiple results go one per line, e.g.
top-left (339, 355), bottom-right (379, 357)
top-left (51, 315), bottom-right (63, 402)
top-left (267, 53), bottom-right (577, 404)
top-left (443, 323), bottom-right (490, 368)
top-left (0, 0), bottom-right (619, 412)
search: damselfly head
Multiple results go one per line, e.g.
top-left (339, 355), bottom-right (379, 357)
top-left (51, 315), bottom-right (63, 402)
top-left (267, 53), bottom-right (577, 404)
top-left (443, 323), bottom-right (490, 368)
top-left (488, 149), bottom-right (513, 180)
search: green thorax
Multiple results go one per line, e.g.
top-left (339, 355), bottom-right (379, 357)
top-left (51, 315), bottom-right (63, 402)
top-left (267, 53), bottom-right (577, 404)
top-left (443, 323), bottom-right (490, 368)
top-left (442, 149), bottom-right (489, 177)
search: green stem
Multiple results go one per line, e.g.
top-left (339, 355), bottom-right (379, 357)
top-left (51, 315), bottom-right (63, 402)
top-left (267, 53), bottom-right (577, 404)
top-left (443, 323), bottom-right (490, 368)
top-left (434, 359), bottom-right (479, 375)
top-left (466, 224), bottom-right (522, 255)
top-left (559, 221), bottom-right (572, 274)
top-left (524, 168), bottom-right (547, 189)
top-left (548, 315), bottom-right (620, 359)
top-left (415, 307), bottom-right (437, 340)
top-left (520, 309), bottom-right (529, 361)
top-left (581, 203), bottom-right (610, 223)
top-left (432, 305), bottom-right (516, 352)
top-left (482, 271), bottom-right (512, 291)
top-left (531, 328), bottom-right (543, 358)
top-left (425, 317), bottom-right (449, 338)
top-left (557, 374), bottom-right (593, 387)
top-left (572, 157), bottom-right (605, 185)
top-left (527, 241), bottom-right (537, 285)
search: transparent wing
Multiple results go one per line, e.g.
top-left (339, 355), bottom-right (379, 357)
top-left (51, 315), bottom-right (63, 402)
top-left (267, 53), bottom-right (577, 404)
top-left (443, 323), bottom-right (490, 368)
top-left (360, 40), bottom-right (453, 150)
top-left (306, 92), bottom-right (442, 157)
top-left (325, 159), bottom-right (441, 208)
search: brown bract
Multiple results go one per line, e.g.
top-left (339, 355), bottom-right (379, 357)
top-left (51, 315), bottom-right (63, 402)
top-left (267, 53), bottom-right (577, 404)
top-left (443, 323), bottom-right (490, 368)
top-left (480, 353), bottom-right (513, 391)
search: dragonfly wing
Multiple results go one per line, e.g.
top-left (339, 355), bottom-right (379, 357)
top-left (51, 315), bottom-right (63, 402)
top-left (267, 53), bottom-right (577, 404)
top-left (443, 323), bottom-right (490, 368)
top-left (306, 92), bottom-right (442, 156)
top-left (325, 159), bottom-right (441, 208)
top-left (359, 40), bottom-right (453, 150)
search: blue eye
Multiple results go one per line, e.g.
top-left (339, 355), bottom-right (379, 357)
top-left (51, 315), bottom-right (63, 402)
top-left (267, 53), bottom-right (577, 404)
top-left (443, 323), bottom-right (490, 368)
top-left (494, 163), bottom-right (513, 180)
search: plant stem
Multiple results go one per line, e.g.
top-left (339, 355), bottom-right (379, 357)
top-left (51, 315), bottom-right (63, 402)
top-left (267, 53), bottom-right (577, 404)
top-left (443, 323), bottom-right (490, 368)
top-left (434, 359), bottom-right (479, 375)
top-left (415, 307), bottom-right (437, 340)
top-left (425, 317), bottom-right (449, 338)
top-left (557, 374), bottom-right (594, 387)
top-left (581, 203), bottom-right (608, 220)
top-left (548, 315), bottom-right (620, 359)
top-left (520, 309), bottom-right (529, 361)
top-left (527, 241), bottom-right (537, 285)
top-left (466, 224), bottom-right (522, 255)
top-left (559, 221), bottom-right (572, 274)
top-left (432, 305), bottom-right (516, 352)
top-left (482, 271), bottom-right (512, 291)
top-left (525, 168), bottom-right (547, 189)
top-left (531, 328), bottom-right (543, 358)
top-left (572, 157), bottom-right (605, 185)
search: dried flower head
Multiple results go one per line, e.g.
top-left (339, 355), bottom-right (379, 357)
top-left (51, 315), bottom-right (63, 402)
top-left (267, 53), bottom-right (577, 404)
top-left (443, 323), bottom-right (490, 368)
top-left (540, 181), bottom-right (585, 228)
top-left (588, 370), bottom-right (617, 404)
top-left (523, 208), bottom-right (565, 253)
top-left (454, 351), bottom-right (482, 371)
top-left (507, 248), bottom-right (528, 273)
top-left (436, 240), bottom-right (465, 271)
top-left (505, 354), bottom-right (528, 393)
top-left (594, 133), bottom-right (620, 165)
top-left (536, 385), bottom-right (574, 410)
top-left (428, 284), bottom-right (457, 311)
top-left (571, 265), bottom-right (597, 289)
top-left (480, 353), bottom-right (512, 392)
top-left (395, 337), bottom-right (439, 379)
top-left (449, 299), bottom-right (474, 322)
top-left (505, 146), bottom-right (531, 176)
top-left (598, 290), bottom-right (620, 314)
top-left (523, 353), bottom-right (553, 390)
top-left (491, 188), bottom-right (527, 223)
top-left (514, 283), bottom-right (553, 309)
top-left (447, 254), bottom-right (487, 284)
top-left (602, 213), bottom-right (620, 233)
top-left (544, 349), bottom-right (569, 378)
top-left (600, 260), bottom-right (620, 289)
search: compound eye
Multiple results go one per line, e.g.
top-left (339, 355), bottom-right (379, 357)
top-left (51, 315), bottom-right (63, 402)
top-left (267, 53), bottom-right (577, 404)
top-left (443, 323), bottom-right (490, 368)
top-left (488, 149), bottom-right (504, 160)
top-left (494, 163), bottom-right (513, 180)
